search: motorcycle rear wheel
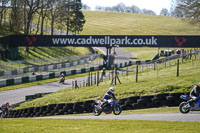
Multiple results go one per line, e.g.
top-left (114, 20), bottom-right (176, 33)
top-left (113, 105), bottom-right (122, 115)
top-left (179, 102), bottom-right (190, 114)
top-left (93, 105), bottom-right (102, 116)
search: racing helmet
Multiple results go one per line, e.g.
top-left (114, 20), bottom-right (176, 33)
top-left (198, 82), bottom-right (200, 87)
top-left (6, 101), bottom-right (9, 105)
top-left (109, 87), bottom-right (115, 93)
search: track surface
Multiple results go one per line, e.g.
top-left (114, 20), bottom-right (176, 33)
top-left (0, 77), bottom-right (86, 105)
top-left (37, 112), bottom-right (200, 121)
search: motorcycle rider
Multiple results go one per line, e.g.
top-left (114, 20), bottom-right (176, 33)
top-left (60, 73), bottom-right (65, 83)
top-left (101, 87), bottom-right (116, 108)
top-left (189, 82), bottom-right (200, 106)
top-left (0, 102), bottom-right (9, 112)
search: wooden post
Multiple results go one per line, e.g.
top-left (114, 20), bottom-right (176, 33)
top-left (83, 81), bottom-right (85, 87)
top-left (97, 71), bottom-right (99, 86)
top-left (126, 67), bottom-right (128, 78)
top-left (91, 72), bottom-right (93, 86)
top-left (72, 81), bottom-right (74, 89)
top-left (114, 68), bottom-right (117, 85)
top-left (75, 80), bottom-right (79, 89)
top-left (177, 59), bottom-right (179, 77)
top-left (136, 64), bottom-right (138, 82)
top-left (116, 69), bottom-right (121, 84)
top-left (88, 72), bottom-right (90, 86)
top-left (94, 73), bottom-right (96, 84)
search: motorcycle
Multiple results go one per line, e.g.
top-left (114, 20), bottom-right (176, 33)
top-left (59, 77), bottom-right (65, 84)
top-left (0, 107), bottom-right (8, 118)
top-left (93, 99), bottom-right (122, 116)
top-left (179, 95), bottom-right (200, 114)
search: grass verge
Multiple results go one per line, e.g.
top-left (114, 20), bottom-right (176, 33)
top-left (0, 118), bottom-right (199, 133)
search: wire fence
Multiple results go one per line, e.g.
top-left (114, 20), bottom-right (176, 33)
top-left (71, 49), bottom-right (200, 89)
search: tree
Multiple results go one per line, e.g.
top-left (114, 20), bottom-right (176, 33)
top-left (9, 0), bottom-right (24, 32)
top-left (176, 0), bottom-right (200, 26)
top-left (82, 4), bottom-right (90, 10)
top-left (0, 0), bottom-right (9, 27)
top-left (142, 9), bottom-right (156, 15)
top-left (49, 0), bottom-right (59, 35)
top-left (160, 8), bottom-right (169, 16)
top-left (116, 2), bottom-right (126, 13)
top-left (24, 0), bottom-right (41, 35)
top-left (129, 5), bottom-right (142, 13)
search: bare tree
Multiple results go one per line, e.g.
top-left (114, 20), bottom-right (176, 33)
top-left (9, 0), bottom-right (24, 32)
top-left (39, 0), bottom-right (51, 35)
top-left (0, 0), bottom-right (9, 27)
top-left (82, 4), bottom-right (90, 10)
top-left (142, 9), bottom-right (156, 15)
top-left (160, 8), bottom-right (169, 16)
top-left (49, 0), bottom-right (59, 35)
top-left (24, 0), bottom-right (41, 35)
top-left (176, 0), bottom-right (200, 26)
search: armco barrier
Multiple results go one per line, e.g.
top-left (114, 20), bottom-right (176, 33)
top-left (0, 54), bottom-right (178, 87)
top-left (5, 92), bottom-right (187, 118)
top-left (0, 65), bottom-right (102, 87)
top-left (0, 54), bottom-right (98, 77)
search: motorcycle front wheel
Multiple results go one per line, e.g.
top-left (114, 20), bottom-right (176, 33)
top-left (179, 102), bottom-right (190, 114)
top-left (1, 111), bottom-right (7, 118)
top-left (113, 105), bottom-right (122, 115)
top-left (93, 105), bottom-right (102, 116)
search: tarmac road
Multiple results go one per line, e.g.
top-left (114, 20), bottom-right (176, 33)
top-left (37, 112), bottom-right (200, 122)
top-left (0, 76), bottom-right (86, 105)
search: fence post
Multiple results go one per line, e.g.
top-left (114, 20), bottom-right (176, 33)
top-left (126, 67), bottom-right (128, 78)
top-left (88, 72), bottom-right (90, 86)
top-left (91, 72), bottom-right (93, 86)
top-left (94, 73), bottom-right (96, 84)
top-left (136, 64), bottom-right (138, 82)
top-left (72, 81), bottom-right (74, 89)
top-left (177, 59), bottom-right (179, 77)
top-left (97, 71), bottom-right (99, 86)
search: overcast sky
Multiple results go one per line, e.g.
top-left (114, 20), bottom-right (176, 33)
top-left (82, 0), bottom-right (171, 14)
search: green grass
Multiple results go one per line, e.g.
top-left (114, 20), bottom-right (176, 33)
top-left (0, 118), bottom-right (199, 133)
top-left (81, 11), bottom-right (200, 35)
top-left (16, 57), bottom-right (200, 109)
top-left (124, 47), bottom-right (159, 60)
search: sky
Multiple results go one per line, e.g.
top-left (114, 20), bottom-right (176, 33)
top-left (82, 0), bottom-right (171, 15)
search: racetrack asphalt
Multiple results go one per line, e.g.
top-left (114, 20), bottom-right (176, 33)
top-left (36, 112), bottom-right (200, 122)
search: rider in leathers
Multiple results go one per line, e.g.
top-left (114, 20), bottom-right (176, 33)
top-left (101, 87), bottom-right (116, 108)
top-left (189, 82), bottom-right (200, 106)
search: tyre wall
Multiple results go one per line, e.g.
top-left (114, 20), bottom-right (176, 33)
top-left (5, 92), bottom-right (188, 118)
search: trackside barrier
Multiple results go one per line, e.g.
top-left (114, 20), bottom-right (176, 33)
top-left (5, 92), bottom-right (188, 118)
top-left (0, 54), bottom-right (99, 77)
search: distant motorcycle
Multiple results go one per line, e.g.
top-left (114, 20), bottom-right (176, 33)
top-left (179, 95), bottom-right (200, 114)
top-left (0, 107), bottom-right (8, 118)
top-left (59, 77), bottom-right (65, 84)
top-left (93, 99), bottom-right (122, 116)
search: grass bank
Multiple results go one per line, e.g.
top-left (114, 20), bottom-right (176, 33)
top-left (82, 11), bottom-right (200, 35)
top-left (16, 57), bottom-right (200, 109)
